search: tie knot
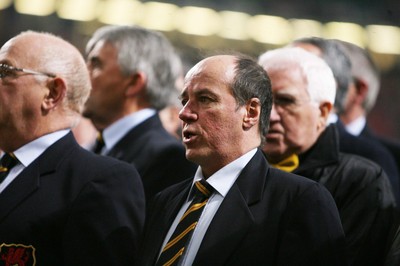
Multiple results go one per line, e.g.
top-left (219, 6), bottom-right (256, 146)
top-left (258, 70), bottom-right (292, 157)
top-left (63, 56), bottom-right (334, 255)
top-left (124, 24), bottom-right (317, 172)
top-left (193, 179), bottom-right (213, 199)
top-left (0, 153), bottom-right (18, 172)
top-left (96, 132), bottom-right (104, 145)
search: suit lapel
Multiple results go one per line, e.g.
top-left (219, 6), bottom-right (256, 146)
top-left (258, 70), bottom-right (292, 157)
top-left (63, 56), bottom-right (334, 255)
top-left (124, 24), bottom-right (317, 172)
top-left (0, 133), bottom-right (77, 223)
top-left (107, 114), bottom-right (161, 159)
top-left (195, 184), bottom-right (254, 264)
top-left (146, 181), bottom-right (192, 264)
top-left (194, 149), bottom-right (269, 264)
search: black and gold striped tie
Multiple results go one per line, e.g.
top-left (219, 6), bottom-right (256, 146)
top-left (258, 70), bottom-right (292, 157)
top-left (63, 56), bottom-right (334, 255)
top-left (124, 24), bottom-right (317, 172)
top-left (0, 153), bottom-right (19, 183)
top-left (156, 179), bottom-right (213, 266)
top-left (93, 132), bottom-right (105, 154)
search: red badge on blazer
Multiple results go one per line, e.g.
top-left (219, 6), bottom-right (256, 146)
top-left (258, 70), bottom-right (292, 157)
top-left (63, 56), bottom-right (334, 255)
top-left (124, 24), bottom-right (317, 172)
top-left (0, 243), bottom-right (36, 266)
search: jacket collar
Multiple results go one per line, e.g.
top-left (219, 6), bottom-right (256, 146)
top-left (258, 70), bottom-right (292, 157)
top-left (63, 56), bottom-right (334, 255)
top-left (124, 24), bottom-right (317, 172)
top-left (295, 124), bottom-right (340, 173)
top-left (0, 133), bottom-right (78, 223)
top-left (194, 149), bottom-right (269, 264)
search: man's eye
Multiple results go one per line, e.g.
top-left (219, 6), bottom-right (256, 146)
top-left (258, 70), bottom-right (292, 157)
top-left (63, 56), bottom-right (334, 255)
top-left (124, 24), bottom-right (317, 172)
top-left (274, 97), bottom-right (296, 106)
top-left (0, 68), bottom-right (15, 78)
top-left (87, 58), bottom-right (101, 69)
top-left (199, 96), bottom-right (212, 103)
top-left (181, 99), bottom-right (188, 106)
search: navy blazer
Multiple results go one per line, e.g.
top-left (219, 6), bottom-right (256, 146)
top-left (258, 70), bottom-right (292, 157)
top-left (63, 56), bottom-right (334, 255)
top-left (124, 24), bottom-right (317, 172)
top-left (336, 121), bottom-right (400, 205)
top-left (361, 124), bottom-right (400, 179)
top-left (106, 114), bottom-right (197, 203)
top-left (0, 133), bottom-right (145, 266)
top-left (139, 149), bottom-right (346, 266)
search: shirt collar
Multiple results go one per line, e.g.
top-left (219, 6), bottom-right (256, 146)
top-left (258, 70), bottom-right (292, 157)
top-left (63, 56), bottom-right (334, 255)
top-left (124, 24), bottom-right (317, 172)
top-left (345, 116), bottom-right (366, 136)
top-left (190, 148), bottom-right (257, 198)
top-left (13, 129), bottom-right (70, 167)
top-left (102, 108), bottom-right (156, 150)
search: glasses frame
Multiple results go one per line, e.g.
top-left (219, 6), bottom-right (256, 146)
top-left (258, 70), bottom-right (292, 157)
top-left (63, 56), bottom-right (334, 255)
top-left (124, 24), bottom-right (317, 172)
top-left (0, 63), bottom-right (56, 79)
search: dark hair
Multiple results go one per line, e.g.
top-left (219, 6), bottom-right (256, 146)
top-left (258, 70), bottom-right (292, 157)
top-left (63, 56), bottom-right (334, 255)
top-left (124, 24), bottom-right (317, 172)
top-left (232, 54), bottom-right (273, 144)
top-left (292, 37), bottom-right (352, 114)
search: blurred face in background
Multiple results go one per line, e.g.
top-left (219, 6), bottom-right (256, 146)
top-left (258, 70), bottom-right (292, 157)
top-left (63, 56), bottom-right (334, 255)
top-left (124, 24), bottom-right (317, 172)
top-left (83, 40), bottom-right (130, 130)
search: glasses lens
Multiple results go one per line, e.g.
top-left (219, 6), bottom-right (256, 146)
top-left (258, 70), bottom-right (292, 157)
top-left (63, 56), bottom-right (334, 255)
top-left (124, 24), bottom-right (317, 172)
top-left (0, 64), bottom-right (15, 79)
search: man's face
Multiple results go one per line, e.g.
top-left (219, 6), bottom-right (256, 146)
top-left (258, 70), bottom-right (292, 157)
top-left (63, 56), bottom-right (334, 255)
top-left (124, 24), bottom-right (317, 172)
top-left (178, 56), bottom-right (247, 176)
top-left (263, 66), bottom-right (322, 162)
top-left (0, 38), bottom-right (46, 151)
top-left (83, 40), bottom-right (129, 130)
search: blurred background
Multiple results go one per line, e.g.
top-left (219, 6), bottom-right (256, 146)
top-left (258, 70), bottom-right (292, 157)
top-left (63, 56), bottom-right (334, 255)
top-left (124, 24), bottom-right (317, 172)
top-left (1, 0), bottom-right (399, 140)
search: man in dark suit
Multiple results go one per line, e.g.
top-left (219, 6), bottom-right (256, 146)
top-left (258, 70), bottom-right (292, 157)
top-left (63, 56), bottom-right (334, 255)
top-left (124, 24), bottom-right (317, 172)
top-left (83, 25), bottom-right (196, 203)
top-left (0, 31), bottom-right (145, 265)
top-left (139, 54), bottom-right (346, 265)
top-left (335, 40), bottom-right (400, 184)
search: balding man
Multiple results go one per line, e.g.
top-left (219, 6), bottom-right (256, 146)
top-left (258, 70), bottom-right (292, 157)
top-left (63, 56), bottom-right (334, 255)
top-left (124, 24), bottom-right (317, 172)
top-left (139, 54), bottom-right (346, 266)
top-left (0, 31), bottom-right (145, 266)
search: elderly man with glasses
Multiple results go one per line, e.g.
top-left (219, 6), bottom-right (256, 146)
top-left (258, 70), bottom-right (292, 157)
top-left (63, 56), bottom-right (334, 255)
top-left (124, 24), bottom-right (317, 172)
top-left (0, 31), bottom-right (145, 266)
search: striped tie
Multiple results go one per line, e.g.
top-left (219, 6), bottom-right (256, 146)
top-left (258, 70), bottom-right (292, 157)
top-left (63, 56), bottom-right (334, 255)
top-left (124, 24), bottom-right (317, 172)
top-left (0, 153), bottom-right (19, 183)
top-left (156, 179), bottom-right (213, 266)
top-left (93, 132), bottom-right (105, 154)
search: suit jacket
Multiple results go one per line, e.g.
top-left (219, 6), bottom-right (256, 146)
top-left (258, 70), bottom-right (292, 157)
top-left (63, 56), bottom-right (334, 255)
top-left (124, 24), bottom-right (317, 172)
top-left (0, 133), bottom-right (145, 266)
top-left (361, 124), bottom-right (400, 183)
top-left (295, 125), bottom-right (397, 266)
top-left (139, 149), bottom-right (346, 266)
top-left (106, 114), bottom-right (197, 203)
top-left (336, 121), bottom-right (400, 206)
top-left (385, 224), bottom-right (400, 266)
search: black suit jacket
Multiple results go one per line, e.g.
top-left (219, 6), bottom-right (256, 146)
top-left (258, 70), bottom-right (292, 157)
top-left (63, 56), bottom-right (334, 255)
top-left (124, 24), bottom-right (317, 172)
top-left (336, 121), bottom-right (400, 205)
top-left (106, 114), bottom-right (197, 203)
top-left (361, 124), bottom-right (400, 177)
top-left (140, 149), bottom-right (346, 266)
top-left (0, 133), bottom-right (145, 266)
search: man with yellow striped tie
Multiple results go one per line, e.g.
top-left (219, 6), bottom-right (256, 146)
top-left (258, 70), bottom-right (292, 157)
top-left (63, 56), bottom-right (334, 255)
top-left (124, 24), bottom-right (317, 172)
top-left (139, 54), bottom-right (346, 265)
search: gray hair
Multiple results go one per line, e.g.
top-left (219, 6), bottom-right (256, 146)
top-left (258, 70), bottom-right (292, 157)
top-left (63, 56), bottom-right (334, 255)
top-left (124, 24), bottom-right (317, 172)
top-left (86, 25), bottom-right (182, 110)
top-left (335, 40), bottom-right (380, 113)
top-left (259, 47), bottom-right (336, 106)
top-left (291, 37), bottom-right (352, 114)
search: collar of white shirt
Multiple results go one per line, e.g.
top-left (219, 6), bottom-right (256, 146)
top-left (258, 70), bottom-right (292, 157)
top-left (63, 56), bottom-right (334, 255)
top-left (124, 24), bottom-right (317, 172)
top-left (102, 108), bottom-right (156, 152)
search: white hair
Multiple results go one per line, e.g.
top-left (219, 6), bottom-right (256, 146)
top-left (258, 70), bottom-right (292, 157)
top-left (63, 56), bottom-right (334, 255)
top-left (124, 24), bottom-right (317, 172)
top-left (258, 47), bottom-right (336, 105)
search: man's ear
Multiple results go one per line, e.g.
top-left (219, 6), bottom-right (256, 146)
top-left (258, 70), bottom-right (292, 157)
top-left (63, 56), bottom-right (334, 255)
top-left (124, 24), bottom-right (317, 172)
top-left (354, 78), bottom-right (368, 104)
top-left (125, 72), bottom-right (147, 97)
top-left (42, 77), bottom-right (66, 111)
top-left (318, 101), bottom-right (333, 129)
top-left (243, 98), bottom-right (261, 130)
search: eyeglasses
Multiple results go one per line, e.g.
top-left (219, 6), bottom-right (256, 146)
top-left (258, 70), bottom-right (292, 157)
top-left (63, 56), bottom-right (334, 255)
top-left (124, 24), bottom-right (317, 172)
top-left (0, 63), bottom-right (55, 79)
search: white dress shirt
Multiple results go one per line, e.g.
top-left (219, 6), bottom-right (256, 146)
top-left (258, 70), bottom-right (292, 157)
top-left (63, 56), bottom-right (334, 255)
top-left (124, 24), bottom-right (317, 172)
top-left (98, 108), bottom-right (156, 155)
top-left (345, 116), bottom-right (366, 136)
top-left (0, 129), bottom-right (69, 193)
top-left (159, 148), bottom-right (257, 266)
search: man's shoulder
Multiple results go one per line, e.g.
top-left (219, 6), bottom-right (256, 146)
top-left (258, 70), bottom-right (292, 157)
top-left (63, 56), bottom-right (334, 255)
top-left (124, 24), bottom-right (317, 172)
top-left (268, 167), bottom-right (325, 190)
top-left (47, 136), bottom-right (139, 179)
top-left (334, 152), bottom-right (390, 190)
